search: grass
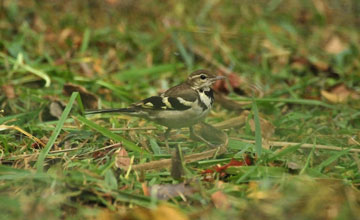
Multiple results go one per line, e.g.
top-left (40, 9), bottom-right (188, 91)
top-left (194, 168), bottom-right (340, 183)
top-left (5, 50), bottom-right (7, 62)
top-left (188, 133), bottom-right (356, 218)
top-left (1, 0), bottom-right (360, 219)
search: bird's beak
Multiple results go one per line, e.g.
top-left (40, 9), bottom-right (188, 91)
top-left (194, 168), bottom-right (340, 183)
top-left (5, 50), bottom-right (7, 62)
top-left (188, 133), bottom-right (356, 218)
top-left (212, 75), bottom-right (226, 81)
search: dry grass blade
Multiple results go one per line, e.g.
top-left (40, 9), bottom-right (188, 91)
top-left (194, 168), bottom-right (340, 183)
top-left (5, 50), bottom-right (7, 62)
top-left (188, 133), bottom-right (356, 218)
top-left (233, 138), bottom-right (360, 153)
top-left (0, 125), bottom-right (46, 147)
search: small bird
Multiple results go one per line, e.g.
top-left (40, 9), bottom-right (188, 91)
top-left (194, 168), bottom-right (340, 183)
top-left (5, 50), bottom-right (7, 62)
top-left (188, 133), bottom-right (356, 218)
top-left (86, 70), bottom-right (225, 146)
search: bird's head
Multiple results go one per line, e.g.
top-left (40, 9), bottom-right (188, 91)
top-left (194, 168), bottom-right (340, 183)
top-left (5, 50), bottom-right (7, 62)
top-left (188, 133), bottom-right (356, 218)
top-left (187, 69), bottom-right (225, 90)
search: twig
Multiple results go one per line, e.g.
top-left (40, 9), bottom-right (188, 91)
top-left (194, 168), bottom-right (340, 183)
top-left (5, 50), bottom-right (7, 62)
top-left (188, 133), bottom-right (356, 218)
top-left (118, 124), bottom-right (229, 171)
top-left (231, 138), bottom-right (360, 153)
top-left (109, 127), bottom-right (157, 131)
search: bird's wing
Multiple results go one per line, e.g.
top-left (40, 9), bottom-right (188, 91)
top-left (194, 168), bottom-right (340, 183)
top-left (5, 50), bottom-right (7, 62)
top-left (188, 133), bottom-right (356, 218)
top-left (133, 83), bottom-right (197, 111)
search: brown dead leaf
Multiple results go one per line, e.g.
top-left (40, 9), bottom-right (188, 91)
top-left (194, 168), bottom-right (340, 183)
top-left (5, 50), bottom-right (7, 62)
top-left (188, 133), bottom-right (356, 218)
top-left (58, 28), bottom-right (74, 44)
top-left (325, 36), bottom-right (347, 55)
top-left (321, 83), bottom-right (360, 103)
top-left (2, 84), bottom-right (16, 99)
top-left (63, 83), bottom-right (98, 109)
top-left (115, 147), bottom-right (131, 168)
top-left (213, 73), bottom-right (246, 96)
top-left (211, 191), bottom-right (230, 210)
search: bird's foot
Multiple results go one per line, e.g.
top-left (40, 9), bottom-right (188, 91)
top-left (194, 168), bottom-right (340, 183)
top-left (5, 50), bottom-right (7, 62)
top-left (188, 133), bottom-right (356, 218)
top-left (189, 126), bottom-right (217, 148)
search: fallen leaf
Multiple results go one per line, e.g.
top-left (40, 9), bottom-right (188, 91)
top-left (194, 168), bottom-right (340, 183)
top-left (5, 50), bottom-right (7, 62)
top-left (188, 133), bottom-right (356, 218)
top-left (213, 72), bottom-right (246, 95)
top-left (115, 147), bottom-right (131, 168)
top-left (202, 156), bottom-right (253, 180)
top-left (58, 28), bottom-right (74, 44)
top-left (49, 101), bottom-right (64, 119)
top-left (2, 84), bottom-right (16, 99)
top-left (324, 36), bottom-right (347, 55)
top-left (211, 191), bottom-right (230, 210)
top-left (63, 83), bottom-right (99, 109)
top-left (321, 83), bottom-right (360, 103)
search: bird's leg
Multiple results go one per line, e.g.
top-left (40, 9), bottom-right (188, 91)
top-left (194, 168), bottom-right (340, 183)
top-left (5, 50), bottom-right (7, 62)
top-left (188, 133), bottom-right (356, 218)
top-left (164, 127), bottom-right (172, 151)
top-left (189, 126), bottom-right (216, 147)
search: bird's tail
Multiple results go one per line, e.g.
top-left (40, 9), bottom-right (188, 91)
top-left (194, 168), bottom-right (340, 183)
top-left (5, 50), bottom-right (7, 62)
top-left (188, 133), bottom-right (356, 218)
top-left (85, 108), bottom-right (136, 115)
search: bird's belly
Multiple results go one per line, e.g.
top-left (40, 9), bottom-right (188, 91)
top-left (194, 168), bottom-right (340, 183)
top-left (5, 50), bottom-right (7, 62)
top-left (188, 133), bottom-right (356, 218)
top-left (153, 105), bottom-right (210, 128)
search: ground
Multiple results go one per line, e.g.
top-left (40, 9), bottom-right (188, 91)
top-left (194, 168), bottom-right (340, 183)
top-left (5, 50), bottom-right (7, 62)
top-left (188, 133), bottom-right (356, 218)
top-left (0, 1), bottom-right (360, 219)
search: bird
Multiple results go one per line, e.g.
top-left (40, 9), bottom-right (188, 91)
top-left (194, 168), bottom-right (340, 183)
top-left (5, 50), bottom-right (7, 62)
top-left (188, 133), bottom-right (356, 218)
top-left (86, 69), bottom-right (225, 147)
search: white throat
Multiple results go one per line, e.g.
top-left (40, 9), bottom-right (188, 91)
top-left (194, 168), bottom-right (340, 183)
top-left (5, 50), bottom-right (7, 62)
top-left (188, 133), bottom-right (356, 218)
top-left (197, 87), bottom-right (212, 109)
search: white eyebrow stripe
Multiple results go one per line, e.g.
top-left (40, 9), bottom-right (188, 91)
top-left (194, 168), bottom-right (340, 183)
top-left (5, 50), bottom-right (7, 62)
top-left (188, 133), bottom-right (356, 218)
top-left (189, 74), bottom-right (202, 79)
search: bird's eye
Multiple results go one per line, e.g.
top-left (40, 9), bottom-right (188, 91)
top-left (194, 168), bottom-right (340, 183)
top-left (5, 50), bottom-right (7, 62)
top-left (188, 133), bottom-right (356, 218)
top-left (200, 74), bottom-right (207, 80)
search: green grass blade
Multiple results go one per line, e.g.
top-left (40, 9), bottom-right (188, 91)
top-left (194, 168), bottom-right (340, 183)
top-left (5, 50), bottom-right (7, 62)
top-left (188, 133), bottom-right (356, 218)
top-left (76, 115), bottom-right (149, 155)
top-left (300, 144), bottom-right (316, 175)
top-left (96, 80), bottom-right (133, 102)
top-left (149, 138), bottom-right (161, 155)
top-left (252, 100), bottom-right (262, 157)
top-left (114, 63), bottom-right (184, 81)
top-left (0, 111), bottom-right (37, 125)
top-left (0, 52), bottom-right (51, 87)
top-left (235, 166), bottom-right (258, 183)
top-left (109, 189), bottom-right (152, 207)
top-left (233, 97), bottom-right (334, 109)
top-left (76, 92), bottom-right (85, 115)
top-left (80, 28), bottom-right (91, 53)
top-left (172, 33), bottom-right (193, 69)
top-left (315, 149), bottom-right (351, 172)
top-left (268, 144), bottom-right (302, 161)
top-left (36, 92), bottom-right (79, 172)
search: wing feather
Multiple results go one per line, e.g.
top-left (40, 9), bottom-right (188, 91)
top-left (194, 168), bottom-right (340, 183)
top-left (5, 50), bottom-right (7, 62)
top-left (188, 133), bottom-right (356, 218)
top-left (133, 83), bottom-right (198, 111)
